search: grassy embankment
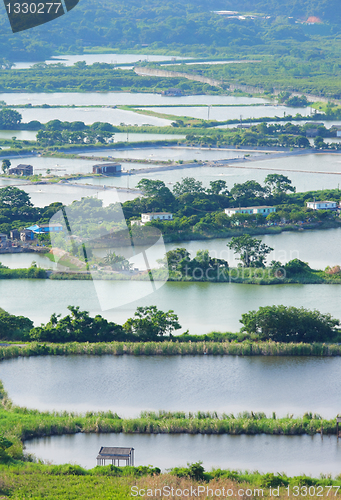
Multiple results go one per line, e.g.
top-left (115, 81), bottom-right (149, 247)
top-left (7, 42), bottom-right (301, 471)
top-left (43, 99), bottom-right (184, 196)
top-left (1, 463), bottom-right (341, 500)
top-left (0, 379), bottom-right (339, 451)
top-left (4, 262), bottom-right (341, 284)
top-left (1, 377), bottom-right (341, 499)
top-left (1, 340), bottom-right (341, 358)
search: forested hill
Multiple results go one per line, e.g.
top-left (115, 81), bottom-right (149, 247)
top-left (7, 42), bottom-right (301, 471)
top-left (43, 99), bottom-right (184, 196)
top-left (0, 0), bottom-right (340, 62)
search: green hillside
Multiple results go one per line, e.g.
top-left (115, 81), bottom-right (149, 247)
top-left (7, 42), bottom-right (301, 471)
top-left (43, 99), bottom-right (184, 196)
top-left (0, 0), bottom-right (340, 61)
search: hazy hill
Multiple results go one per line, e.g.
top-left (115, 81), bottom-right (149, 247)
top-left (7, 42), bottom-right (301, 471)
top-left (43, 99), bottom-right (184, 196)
top-left (0, 0), bottom-right (339, 61)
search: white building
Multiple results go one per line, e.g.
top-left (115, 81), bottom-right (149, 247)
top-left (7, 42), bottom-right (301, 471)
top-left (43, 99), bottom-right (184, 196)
top-left (131, 213), bottom-right (173, 227)
top-left (224, 206), bottom-right (276, 217)
top-left (141, 212), bottom-right (173, 223)
top-left (306, 201), bottom-right (337, 210)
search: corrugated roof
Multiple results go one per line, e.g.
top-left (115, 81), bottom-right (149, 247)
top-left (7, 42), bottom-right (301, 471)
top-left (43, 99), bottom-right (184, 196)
top-left (97, 446), bottom-right (134, 458)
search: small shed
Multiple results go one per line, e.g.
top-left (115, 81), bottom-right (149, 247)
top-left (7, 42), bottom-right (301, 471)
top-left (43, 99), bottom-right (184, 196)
top-left (8, 164), bottom-right (33, 176)
top-left (96, 446), bottom-right (134, 466)
top-left (10, 229), bottom-right (20, 240)
top-left (20, 229), bottom-right (34, 241)
top-left (92, 163), bottom-right (121, 175)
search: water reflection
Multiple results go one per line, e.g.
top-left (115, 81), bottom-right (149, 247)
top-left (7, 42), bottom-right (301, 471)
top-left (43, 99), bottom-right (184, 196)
top-left (24, 432), bottom-right (341, 476)
top-left (0, 355), bottom-right (339, 418)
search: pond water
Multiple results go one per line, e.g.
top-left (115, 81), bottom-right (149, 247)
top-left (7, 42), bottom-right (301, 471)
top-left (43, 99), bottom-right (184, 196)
top-left (0, 93), bottom-right (271, 107)
top-left (141, 105), bottom-right (314, 122)
top-left (3, 223), bottom-right (341, 270)
top-left (0, 280), bottom-right (341, 334)
top-left (73, 151), bottom-right (341, 193)
top-left (18, 182), bottom-right (136, 207)
top-left (81, 146), bottom-right (262, 162)
top-left (23, 433), bottom-right (341, 476)
top-left (14, 105), bottom-right (312, 126)
top-left (0, 355), bottom-right (340, 418)
top-left (0, 252), bottom-right (56, 269)
top-left (15, 107), bottom-right (171, 127)
top-left (12, 53), bottom-right (188, 69)
top-left (0, 130), bottom-right (37, 141)
top-left (89, 226), bottom-right (341, 270)
top-left (112, 133), bottom-right (185, 143)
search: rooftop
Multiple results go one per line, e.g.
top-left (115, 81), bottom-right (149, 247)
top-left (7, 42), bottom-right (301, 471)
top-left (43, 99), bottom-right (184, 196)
top-left (97, 447), bottom-right (134, 459)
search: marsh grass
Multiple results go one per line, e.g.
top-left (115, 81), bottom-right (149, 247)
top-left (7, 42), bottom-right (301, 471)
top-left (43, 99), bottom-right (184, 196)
top-left (1, 341), bottom-right (340, 361)
top-left (1, 462), bottom-right (341, 499)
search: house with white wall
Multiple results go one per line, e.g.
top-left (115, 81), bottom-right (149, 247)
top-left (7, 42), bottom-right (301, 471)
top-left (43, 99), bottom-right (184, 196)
top-left (224, 206), bottom-right (276, 217)
top-left (306, 201), bottom-right (338, 210)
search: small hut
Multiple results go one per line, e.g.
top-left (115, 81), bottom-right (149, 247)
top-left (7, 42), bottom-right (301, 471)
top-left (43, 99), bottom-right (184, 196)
top-left (96, 446), bottom-right (134, 466)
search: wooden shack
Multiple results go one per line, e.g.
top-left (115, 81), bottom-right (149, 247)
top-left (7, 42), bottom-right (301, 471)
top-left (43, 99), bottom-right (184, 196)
top-left (96, 446), bottom-right (134, 466)
top-left (92, 163), bottom-right (121, 175)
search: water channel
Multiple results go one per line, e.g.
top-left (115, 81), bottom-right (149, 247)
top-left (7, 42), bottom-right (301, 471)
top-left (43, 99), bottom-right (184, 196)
top-left (0, 355), bottom-right (339, 418)
top-left (74, 151), bottom-right (341, 193)
top-left (1, 82), bottom-right (340, 477)
top-left (0, 92), bottom-right (272, 107)
top-left (23, 433), bottom-right (341, 476)
top-left (3, 225), bottom-right (341, 269)
top-left (0, 279), bottom-right (340, 334)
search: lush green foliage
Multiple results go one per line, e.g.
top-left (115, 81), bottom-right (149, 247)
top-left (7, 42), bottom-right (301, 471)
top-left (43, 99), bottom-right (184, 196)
top-left (0, 308), bottom-right (33, 341)
top-left (0, 109), bottom-right (21, 129)
top-left (184, 120), bottom-right (341, 150)
top-left (1, 340), bottom-right (341, 359)
top-left (240, 305), bottom-right (340, 342)
top-left (123, 306), bottom-right (181, 341)
top-left (0, 65), bottom-right (217, 94)
top-left (227, 234), bottom-right (273, 267)
top-left (0, 186), bottom-right (63, 236)
top-left (29, 306), bottom-right (126, 343)
top-left (160, 248), bottom-right (229, 281)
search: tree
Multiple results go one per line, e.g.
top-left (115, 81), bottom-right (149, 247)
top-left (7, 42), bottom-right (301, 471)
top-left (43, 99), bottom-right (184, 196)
top-left (137, 179), bottom-right (166, 196)
top-left (103, 251), bottom-right (131, 271)
top-left (240, 305), bottom-right (340, 343)
top-left (161, 247), bottom-right (190, 271)
top-left (0, 186), bottom-right (32, 208)
top-left (173, 177), bottom-right (204, 196)
top-left (123, 306), bottom-right (181, 341)
top-left (295, 135), bottom-right (310, 148)
top-left (264, 174), bottom-right (296, 195)
top-left (29, 306), bottom-right (125, 343)
top-left (0, 109), bottom-right (22, 129)
top-left (1, 159), bottom-right (10, 174)
top-left (284, 258), bottom-right (311, 277)
top-left (0, 308), bottom-right (33, 341)
top-left (314, 136), bottom-right (328, 149)
top-left (0, 433), bottom-right (13, 462)
top-left (227, 234), bottom-right (273, 267)
top-left (206, 180), bottom-right (229, 196)
top-left (230, 180), bottom-right (265, 202)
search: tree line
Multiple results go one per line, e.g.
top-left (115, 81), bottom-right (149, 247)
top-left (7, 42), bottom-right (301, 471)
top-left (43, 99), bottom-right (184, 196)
top-left (1, 303), bottom-right (339, 344)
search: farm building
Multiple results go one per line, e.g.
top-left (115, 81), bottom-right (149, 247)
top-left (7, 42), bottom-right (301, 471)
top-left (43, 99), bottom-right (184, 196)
top-left (92, 163), bottom-right (121, 175)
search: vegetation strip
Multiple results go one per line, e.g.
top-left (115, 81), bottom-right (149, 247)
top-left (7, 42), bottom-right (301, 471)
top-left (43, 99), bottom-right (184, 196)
top-left (1, 341), bottom-right (341, 359)
top-left (1, 464), bottom-right (341, 500)
top-left (0, 380), bottom-right (339, 460)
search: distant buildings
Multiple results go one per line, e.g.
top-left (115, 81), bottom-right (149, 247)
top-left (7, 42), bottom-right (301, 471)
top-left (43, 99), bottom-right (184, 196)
top-left (131, 212), bottom-right (173, 226)
top-left (25, 224), bottom-right (63, 234)
top-left (92, 163), bottom-right (121, 175)
top-left (224, 206), bottom-right (276, 217)
top-left (141, 212), bottom-right (173, 223)
top-left (306, 201), bottom-right (338, 210)
top-left (0, 233), bottom-right (11, 248)
top-left (20, 229), bottom-right (34, 242)
top-left (161, 88), bottom-right (182, 96)
top-left (19, 224), bottom-right (63, 242)
top-left (9, 164), bottom-right (33, 176)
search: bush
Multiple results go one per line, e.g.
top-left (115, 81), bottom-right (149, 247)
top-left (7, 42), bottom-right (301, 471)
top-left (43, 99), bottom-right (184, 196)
top-left (240, 305), bottom-right (340, 343)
